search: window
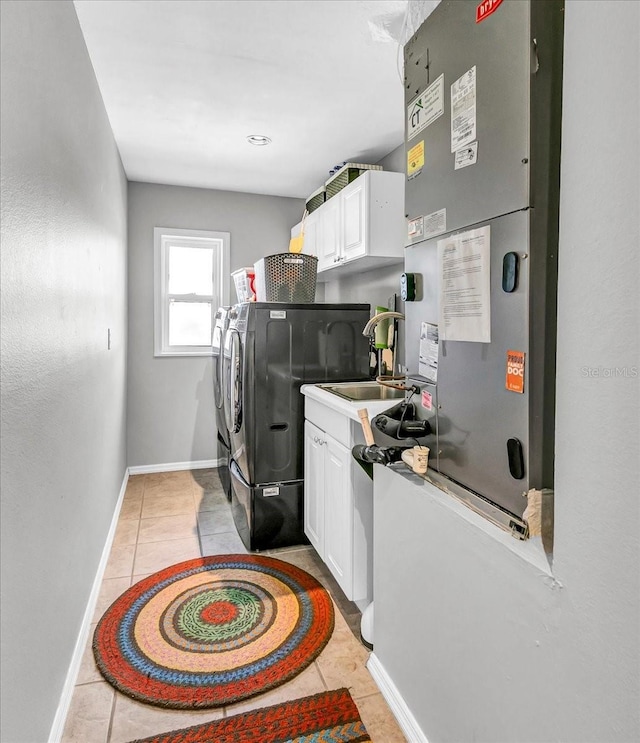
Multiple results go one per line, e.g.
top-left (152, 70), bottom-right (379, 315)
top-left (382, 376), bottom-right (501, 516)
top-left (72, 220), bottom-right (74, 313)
top-left (154, 228), bottom-right (230, 356)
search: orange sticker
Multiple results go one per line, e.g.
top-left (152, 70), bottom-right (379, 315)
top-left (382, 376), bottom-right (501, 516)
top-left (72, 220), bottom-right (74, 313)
top-left (506, 350), bottom-right (525, 393)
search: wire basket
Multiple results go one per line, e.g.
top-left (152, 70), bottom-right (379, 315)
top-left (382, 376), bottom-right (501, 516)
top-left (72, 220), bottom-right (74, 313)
top-left (254, 254), bottom-right (318, 303)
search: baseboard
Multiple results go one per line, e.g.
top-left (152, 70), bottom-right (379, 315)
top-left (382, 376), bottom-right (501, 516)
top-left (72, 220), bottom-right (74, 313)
top-left (48, 469), bottom-right (129, 743)
top-left (367, 653), bottom-right (429, 743)
top-left (128, 458), bottom-right (219, 474)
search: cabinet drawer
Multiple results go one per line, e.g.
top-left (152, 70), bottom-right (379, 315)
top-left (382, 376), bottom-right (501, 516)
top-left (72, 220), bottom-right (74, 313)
top-left (304, 398), bottom-right (351, 447)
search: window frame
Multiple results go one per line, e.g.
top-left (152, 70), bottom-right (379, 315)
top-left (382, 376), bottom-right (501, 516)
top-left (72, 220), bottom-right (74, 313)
top-left (153, 227), bottom-right (230, 357)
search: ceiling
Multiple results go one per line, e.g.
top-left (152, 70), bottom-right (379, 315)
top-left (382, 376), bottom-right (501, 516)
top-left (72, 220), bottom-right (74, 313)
top-left (73, 0), bottom-right (439, 199)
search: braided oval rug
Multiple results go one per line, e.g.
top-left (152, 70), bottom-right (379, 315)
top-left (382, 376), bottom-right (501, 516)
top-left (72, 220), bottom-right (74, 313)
top-left (93, 554), bottom-right (334, 708)
top-left (127, 688), bottom-right (371, 743)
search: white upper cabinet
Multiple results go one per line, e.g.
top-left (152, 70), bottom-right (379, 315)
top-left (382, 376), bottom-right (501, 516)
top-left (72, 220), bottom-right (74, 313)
top-left (342, 177), bottom-right (367, 262)
top-left (315, 194), bottom-right (341, 271)
top-left (295, 170), bottom-right (405, 280)
top-left (301, 215), bottom-right (318, 258)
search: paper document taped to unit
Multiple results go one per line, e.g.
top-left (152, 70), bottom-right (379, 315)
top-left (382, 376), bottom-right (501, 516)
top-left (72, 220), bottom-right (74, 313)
top-left (438, 226), bottom-right (491, 342)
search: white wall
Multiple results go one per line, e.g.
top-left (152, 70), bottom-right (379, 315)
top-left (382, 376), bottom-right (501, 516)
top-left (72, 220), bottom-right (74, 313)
top-left (0, 2), bottom-right (128, 742)
top-left (127, 182), bottom-right (304, 467)
top-left (373, 2), bottom-right (639, 742)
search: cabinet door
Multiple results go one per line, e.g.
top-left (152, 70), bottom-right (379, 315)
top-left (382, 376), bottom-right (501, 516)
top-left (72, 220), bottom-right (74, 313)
top-left (316, 196), bottom-right (341, 271)
top-left (302, 211), bottom-right (319, 258)
top-left (342, 177), bottom-right (367, 262)
top-left (323, 436), bottom-right (354, 598)
top-left (303, 421), bottom-right (325, 556)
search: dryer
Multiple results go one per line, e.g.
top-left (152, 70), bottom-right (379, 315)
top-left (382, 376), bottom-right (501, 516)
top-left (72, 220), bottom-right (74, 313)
top-left (223, 302), bottom-right (371, 550)
top-left (212, 305), bottom-right (231, 499)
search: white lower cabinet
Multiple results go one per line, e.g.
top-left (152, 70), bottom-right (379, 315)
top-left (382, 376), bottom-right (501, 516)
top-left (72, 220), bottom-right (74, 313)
top-left (303, 421), bottom-right (326, 555)
top-left (321, 429), bottom-right (354, 593)
top-left (303, 416), bottom-right (373, 607)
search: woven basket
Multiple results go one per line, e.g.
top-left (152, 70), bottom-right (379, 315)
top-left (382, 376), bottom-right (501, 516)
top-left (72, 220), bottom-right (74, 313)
top-left (324, 162), bottom-right (382, 200)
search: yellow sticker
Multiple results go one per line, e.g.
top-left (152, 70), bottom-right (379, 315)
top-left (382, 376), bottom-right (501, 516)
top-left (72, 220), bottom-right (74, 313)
top-left (407, 141), bottom-right (425, 176)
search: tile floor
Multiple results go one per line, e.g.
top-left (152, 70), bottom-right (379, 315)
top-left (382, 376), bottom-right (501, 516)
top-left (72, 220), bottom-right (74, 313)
top-left (61, 468), bottom-right (406, 742)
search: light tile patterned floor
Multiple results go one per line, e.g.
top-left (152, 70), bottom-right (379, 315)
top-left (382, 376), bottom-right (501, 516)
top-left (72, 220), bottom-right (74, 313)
top-left (61, 469), bottom-right (406, 743)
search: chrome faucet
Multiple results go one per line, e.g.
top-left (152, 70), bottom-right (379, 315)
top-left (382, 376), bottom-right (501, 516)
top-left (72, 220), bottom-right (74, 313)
top-left (362, 311), bottom-right (405, 337)
top-left (362, 311), bottom-right (410, 389)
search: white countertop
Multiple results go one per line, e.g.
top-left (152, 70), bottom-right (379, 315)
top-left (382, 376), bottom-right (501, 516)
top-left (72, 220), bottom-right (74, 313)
top-left (300, 382), bottom-right (403, 423)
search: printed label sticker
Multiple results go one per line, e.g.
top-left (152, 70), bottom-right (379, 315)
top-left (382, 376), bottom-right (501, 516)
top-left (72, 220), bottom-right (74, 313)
top-left (423, 208), bottom-right (447, 240)
top-left (506, 350), bottom-right (525, 393)
top-left (419, 322), bottom-right (439, 384)
top-left (451, 66), bottom-right (477, 153)
top-left (454, 142), bottom-right (478, 170)
top-left (408, 216), bottom-right (424, 240)
top-left (263, 487), bottom-right (280, 497)
top-left (407, 140), bottom-right (425, 177)
top-left (421, 390), bottom-right (433, 411)
top-left (407, 74), bottom-right (445, 141)
top-left (270, 310), bottom-right (287, 319)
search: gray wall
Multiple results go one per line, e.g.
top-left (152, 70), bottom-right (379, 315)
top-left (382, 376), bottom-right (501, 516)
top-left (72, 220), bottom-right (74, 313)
top-left (373, 2), bottom-right (639, 742)
top-left (127, 182), bottom-right (303, 467)
top-left (0, 2), bottom-right (128, 742)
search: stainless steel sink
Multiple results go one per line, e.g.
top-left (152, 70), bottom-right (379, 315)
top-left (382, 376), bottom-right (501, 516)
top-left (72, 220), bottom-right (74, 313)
top-left (318, 382), bottom-right (406, 402)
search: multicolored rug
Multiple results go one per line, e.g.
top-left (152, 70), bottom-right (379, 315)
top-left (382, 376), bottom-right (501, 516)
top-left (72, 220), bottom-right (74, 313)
top-left (127, 688), bottom-right (371, 743)
top-left (93, 554), bottom-right (334, 708)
